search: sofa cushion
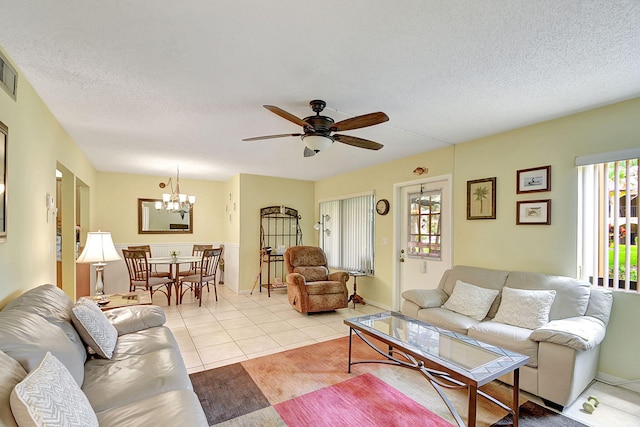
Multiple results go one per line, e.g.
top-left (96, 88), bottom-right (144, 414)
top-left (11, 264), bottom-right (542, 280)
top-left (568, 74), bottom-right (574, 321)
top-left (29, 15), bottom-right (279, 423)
top-left (110, 327), bottom-right (181, 358)
top-left (468, 321), bottom-right (539, 367)
top-left (440, 266), bottom-right (509, 318)
top-left (2, 284), bottom-right (87, 364)
top-left (584, 288), bottom-right (614, 325)
top-left (0, 311), bottom-right (85, 386)
top-left (82, 348), bottom-right (192, 413)
top-left (402, 289), bottom-right (448, 309)
top-left (103, 305), bottom-right (166, 336)
top-left (294, 266), bottom-right (329, 282)
top-left (95, 389), bottom-right (208, 427)
top-left (10, 352), bottom-right (98, 427)
top-left (305, 280), bottom-right (346, 295)
top-left (493, 287), bottom-right (556, 330)
top-left (0, 350), bottom-right (26, 427)
top-left (415, 307), bottom-right (480, 335)
top-left (505, 271), bottom-right (591, 320)
top-left (442, 280), bottom-right (499, 321)
top-left (71, 298), bottom-right (118, 359)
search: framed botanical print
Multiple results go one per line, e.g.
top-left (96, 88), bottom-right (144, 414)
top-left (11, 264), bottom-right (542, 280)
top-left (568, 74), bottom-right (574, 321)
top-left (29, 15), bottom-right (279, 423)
top-left (517, 199), bottom-right (551, 225)
top-left (517, 165), bottom-right (551, 193)
top-left (467, 177), bottom-right (496, 220)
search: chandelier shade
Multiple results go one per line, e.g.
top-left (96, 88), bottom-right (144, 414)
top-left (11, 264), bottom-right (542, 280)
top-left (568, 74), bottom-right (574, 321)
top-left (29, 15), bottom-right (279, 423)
top-left (158, 166), bottom-right (195, 213)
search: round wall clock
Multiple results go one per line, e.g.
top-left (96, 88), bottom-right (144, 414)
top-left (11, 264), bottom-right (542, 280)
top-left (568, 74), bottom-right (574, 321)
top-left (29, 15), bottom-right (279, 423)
top-left (376, 199), bottom-right (390, 215)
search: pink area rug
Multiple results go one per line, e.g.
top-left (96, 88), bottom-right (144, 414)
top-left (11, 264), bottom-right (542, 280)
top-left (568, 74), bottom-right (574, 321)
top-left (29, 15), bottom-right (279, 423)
top-left (273, 372), bottom-right (453, 427)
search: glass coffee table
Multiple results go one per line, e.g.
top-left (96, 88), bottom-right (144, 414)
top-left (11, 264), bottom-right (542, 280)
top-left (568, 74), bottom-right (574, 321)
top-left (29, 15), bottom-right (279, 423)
top-left (344, 312), bottom-right (529, 427)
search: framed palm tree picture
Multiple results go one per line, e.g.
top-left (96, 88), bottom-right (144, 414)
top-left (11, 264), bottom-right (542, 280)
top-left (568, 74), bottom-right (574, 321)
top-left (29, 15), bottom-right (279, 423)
top-left (467, 177), bottom-right (496, 220)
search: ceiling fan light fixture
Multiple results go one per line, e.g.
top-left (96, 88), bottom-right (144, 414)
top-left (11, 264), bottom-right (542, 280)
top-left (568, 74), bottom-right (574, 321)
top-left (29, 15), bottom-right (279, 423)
top-left (302, 134), bottom-right (333, 153)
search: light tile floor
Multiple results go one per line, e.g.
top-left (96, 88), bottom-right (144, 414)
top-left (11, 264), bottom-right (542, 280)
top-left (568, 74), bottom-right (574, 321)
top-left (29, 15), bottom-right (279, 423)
top-left (154, 285), bottom-right (640, 427)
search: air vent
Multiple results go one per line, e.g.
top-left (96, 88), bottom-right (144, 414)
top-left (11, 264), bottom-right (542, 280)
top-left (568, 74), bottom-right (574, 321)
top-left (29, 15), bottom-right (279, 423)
top-left (0, 52), bottom-right (17, 99)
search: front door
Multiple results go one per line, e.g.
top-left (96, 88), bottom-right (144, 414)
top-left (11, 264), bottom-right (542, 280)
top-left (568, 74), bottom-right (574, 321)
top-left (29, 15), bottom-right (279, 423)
top-left (395, 175), bottom-right (452, 308)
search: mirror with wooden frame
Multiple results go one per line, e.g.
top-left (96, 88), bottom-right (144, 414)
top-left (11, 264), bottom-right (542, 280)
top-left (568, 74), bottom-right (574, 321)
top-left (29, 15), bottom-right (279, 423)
top-left (138, 198), bottom-right (193, 234)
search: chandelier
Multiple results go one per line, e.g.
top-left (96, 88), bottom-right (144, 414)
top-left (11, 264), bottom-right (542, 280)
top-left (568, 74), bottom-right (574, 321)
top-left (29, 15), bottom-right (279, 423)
top-left (156, 166), bottom-right (195, 213)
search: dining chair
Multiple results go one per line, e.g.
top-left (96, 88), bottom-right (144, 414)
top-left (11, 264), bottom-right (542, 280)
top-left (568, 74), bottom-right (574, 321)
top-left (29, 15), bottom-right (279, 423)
top-left (122, 249), bottom-right (173, 305)
top-left (127, 245), bottom-right (172, 279)
top-left (178, 244), bottom-right (213, 290)
top-left (178, 247), bottom-right (223, 306)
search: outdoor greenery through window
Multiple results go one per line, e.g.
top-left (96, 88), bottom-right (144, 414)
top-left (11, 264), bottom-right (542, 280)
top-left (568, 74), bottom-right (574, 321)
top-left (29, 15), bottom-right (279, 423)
top-left (319, 194), bottom-right (374, 274)
top-left (578, 151), bottom-right (639, 292)
top-left (408, 190), bottom-right (442, 259)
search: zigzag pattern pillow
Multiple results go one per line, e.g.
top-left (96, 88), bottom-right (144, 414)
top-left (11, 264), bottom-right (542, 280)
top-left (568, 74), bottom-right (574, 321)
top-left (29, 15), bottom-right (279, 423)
top-left (71, 298), bottom-right (118, 358)
top-left (10, 352), bottom-right (98, 427)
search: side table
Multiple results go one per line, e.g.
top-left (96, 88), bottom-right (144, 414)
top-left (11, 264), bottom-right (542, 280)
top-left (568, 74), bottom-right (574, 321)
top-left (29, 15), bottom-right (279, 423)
top-left (88, 291), bottom-right (152, 311)
top-left (347, 271), bottom-right (367, 308)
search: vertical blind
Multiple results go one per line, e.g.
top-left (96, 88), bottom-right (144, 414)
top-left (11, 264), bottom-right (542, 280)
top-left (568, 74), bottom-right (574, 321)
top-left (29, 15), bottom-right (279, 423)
top-left (578, 150), bottom-right (639, 292)
top-left (319, 194), bottom-right (374, 274)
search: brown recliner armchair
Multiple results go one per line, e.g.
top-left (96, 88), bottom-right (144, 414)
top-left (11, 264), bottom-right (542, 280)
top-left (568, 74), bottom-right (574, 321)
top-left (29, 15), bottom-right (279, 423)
top-left (284, 246), bottom-right (349, 314)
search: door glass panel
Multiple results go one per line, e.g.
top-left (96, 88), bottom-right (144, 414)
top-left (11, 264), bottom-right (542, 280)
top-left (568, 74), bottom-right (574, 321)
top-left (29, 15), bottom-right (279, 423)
top-left (407, 190), bottom-right (442, 259)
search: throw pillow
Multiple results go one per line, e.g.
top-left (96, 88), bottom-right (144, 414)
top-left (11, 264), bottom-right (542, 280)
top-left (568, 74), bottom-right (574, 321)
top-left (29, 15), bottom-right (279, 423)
top-left (10, 352), bottom-right (98, 427)
top-left (442, 280), bottom-right (500, 321)
top-left (71, 298), bottom-right (118, 359)
top-left (493, 287), bottom-right (557, 330)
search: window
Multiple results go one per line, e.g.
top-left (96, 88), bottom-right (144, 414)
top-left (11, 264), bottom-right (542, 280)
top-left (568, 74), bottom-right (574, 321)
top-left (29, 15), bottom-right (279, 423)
top-left (319, 193), bottom-right (374, 274)
top-left (578, 149), bottom-right (639, 292)
top-left (407, 190), bottom-right (441, 259)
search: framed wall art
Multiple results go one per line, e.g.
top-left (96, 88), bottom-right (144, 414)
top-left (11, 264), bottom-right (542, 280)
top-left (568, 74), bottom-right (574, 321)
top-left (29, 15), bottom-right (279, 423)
top-left (517, 199), bottom-right (551, 225)
top-left (517, 165), bottom-right (551, 193)
top-left (467, 177), bottom-right (496, 220)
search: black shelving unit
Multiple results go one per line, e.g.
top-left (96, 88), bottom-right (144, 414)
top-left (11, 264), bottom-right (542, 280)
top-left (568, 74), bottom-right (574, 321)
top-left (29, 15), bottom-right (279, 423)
top-left (259, 206), bottom-right (302, 295)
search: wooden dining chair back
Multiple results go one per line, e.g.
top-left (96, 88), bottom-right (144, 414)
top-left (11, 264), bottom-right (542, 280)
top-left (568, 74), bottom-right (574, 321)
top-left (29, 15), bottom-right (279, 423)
top-left (128, 245), bottom-right (171, 279)
top-left (178, 247), bottom-right (223, 306)
top-left (179, 243), bottom-right (214, 287)
top-left (122, 249), bottom-right (173, 305)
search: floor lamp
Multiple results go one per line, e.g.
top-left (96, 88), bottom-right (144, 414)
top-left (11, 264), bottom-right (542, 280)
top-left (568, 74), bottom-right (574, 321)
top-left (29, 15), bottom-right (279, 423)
top-left (76, 231), bottom-right (121, 299)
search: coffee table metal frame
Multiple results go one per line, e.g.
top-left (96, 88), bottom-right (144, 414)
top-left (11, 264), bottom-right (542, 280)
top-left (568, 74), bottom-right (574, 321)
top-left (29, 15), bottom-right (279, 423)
top-left (345, 312), bottom-right (529, 427)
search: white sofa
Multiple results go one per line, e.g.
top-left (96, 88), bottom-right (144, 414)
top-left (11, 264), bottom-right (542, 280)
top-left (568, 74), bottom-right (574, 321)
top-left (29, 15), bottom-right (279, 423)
top-left (0, 284), bottom-right (207, 426)
top-left (401, 265), bottom-right (613, 410)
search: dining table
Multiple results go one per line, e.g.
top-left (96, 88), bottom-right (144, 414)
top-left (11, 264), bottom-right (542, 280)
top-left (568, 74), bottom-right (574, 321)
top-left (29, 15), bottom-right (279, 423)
top-left (148, 256), bottom-right (201, 305)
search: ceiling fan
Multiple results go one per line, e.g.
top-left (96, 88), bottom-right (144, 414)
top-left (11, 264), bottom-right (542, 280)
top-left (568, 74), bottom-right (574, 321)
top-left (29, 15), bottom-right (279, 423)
top-left (242, 100), bottom-right (389, 157)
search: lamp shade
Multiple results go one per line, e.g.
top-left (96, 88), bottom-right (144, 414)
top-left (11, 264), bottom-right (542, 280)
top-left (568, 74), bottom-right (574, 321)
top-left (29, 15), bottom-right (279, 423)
top-left (76, 231), bottom-right (121, 264)
top-left (302, 134), bottom-right (333, 152)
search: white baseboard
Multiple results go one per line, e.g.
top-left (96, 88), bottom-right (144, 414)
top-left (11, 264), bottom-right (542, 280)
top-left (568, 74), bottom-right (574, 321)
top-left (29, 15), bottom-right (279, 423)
top-left (596, 372), bottom-right (640, 394)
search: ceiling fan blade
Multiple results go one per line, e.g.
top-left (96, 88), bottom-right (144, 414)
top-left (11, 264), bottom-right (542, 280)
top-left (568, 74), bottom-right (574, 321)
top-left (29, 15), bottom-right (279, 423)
top-left (332, 112), bottom-right (389, 132)
top-left (263, 105), bottom-right (310, 128)
top-left (242, 133), bottom-right (301, 141)
top-left (303, 147), bottom-right (315, 157)
top-left (333, 134), bottom-right (384, 150)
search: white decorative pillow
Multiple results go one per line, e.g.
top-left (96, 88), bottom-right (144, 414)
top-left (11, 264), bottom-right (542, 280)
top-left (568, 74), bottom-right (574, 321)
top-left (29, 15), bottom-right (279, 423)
top-left (10, 352), bottom-right (98, 427)
top-left (493, 287), bottom-right (557, 330)
top-left (442, 280), bottom-right (500, 321)
top-left (71, 298), bottom-right (118, 359)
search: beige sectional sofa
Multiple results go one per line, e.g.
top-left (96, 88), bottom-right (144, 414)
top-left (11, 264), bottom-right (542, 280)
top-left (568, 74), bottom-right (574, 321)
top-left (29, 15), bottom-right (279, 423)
top-left (0, 284), bottom-right (207, 426)
top-left (401, 265), bottom-right (613, 410)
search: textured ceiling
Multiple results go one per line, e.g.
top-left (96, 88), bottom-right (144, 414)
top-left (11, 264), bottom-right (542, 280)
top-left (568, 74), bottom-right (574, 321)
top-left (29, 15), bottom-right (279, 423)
top-left (0, 1), bottom-right (639, 181)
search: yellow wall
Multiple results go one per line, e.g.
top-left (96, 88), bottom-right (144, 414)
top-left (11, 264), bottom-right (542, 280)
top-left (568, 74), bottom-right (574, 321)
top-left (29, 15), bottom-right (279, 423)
top-left (315, 146), bottom-right (456, 307)
top-left (3, 39), bottom-right (640, 384)
top-left (237, 174), bottom-right (315, 292)
top-left (94, 171), bottom-right (225, 244)
top-left (0, 46), bottom-right (96, 306)
top-left (315, 97), bottom-right (640, 383)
